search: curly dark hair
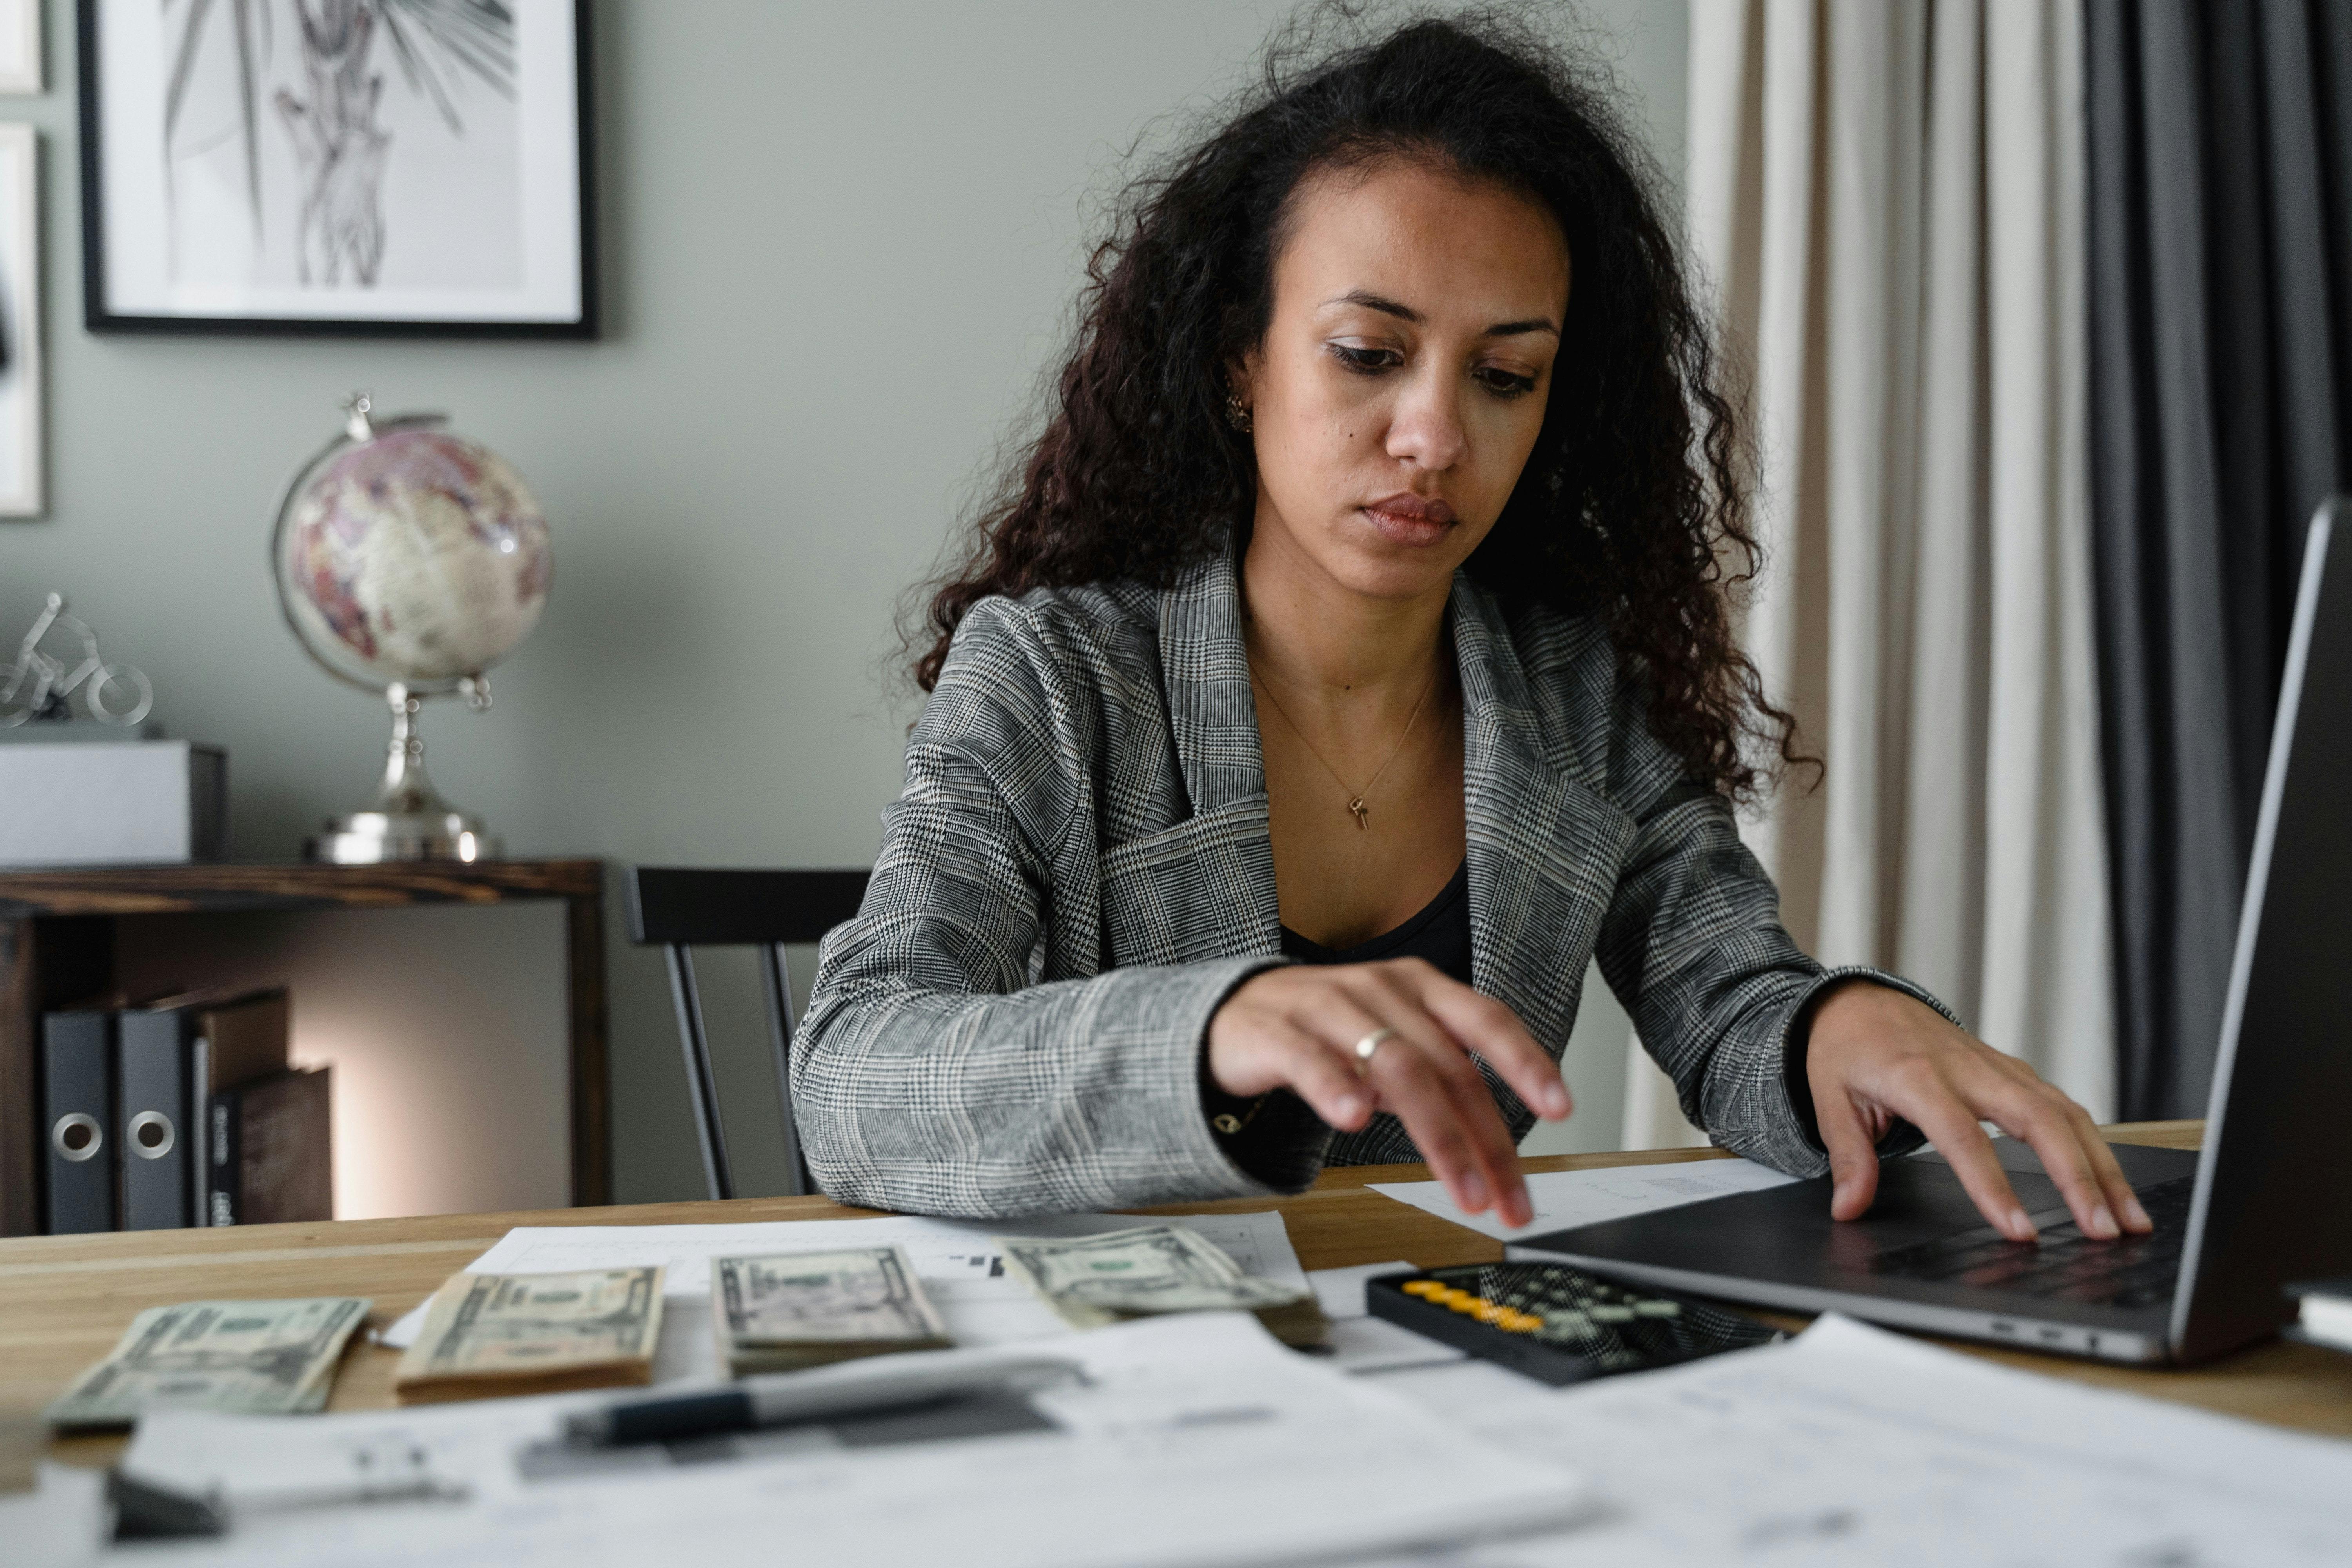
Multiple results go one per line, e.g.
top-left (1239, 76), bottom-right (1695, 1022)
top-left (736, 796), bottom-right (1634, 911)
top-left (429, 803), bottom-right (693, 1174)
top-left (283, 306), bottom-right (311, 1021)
top-left (915, 7), bottom-right (1804, 800)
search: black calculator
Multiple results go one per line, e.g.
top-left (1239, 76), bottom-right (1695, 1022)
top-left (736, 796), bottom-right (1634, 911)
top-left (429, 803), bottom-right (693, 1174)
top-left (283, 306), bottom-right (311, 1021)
top-left (1366, 1261), bottom-right (1784, 1386)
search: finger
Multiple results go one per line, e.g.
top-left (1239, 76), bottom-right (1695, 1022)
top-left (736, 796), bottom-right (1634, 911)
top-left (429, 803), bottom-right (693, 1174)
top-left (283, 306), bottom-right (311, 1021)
top-left (1398, 964), bottom-right (1572, 1120)
top-left (1260, 1020), bottom-right (1374, 1133)
top-left (1815, 1083), bottom-right (1883, 1223)
top-left (2075, 1112), bottom-right (2152, 1232)
top-left (1361, 1036), bottom-right (1506, 1217)
top-left (1300, 982), bottom-right (1529, 1223)
top-left (1906, 1092), bottom-right (2040, 1242)
top-left (1988, 1085), bottom-right (2121, 1240)
top-left (1400, 1040), bottom-right (1533, 1228)
top-left (1374, 1034), bottom-right (1524, 1232)
top-left (1341, 981), bottom-right (1534, 1226)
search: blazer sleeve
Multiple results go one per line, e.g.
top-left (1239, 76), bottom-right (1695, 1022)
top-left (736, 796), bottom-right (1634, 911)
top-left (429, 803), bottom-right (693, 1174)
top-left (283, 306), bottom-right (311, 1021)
top-left (1588, 770), bottom-right (1960, 1178)
top-left (793, 603), bottom-right (1298, 1218)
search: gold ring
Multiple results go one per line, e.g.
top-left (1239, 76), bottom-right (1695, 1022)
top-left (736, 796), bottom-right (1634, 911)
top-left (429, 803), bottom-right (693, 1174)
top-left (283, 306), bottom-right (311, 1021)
top-left (1354, 1027), bottom-right (1397, 1065)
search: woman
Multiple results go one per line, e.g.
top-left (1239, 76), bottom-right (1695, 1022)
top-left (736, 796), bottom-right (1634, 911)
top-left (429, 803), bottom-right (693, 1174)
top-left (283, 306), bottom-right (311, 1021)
top-left (799, 15), bottom-right (2146, 1247)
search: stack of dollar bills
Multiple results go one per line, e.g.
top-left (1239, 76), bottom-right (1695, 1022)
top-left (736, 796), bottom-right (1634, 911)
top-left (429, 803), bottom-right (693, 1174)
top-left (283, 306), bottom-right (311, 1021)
top-left (394, 1267), bottom-right (665, 1404)
top-left (998, 1225), bottom-right (1330, 1348)
top-left (44, 1298), bottom-right (372, 1430)
top-left (711, 1246), bottom-right (953, 1375)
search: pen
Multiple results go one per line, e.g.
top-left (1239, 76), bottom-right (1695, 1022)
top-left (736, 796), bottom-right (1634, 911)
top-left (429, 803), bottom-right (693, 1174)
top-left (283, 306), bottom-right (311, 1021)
top-left (562, 1352), bottom-right (1083, 1448)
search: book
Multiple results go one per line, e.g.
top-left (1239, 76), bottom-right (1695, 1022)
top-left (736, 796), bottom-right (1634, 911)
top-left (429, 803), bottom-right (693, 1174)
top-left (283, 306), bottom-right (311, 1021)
top-left (2288, 1279), bottom-right (2352, 1355)
top-left (190, 989), bottom-right (290, 1226)
top-left (118, 987), bottom-right (288, 1230)
top-left (40, 1003), bottom-right (117, 1234)
top-left (209, 1067), bottom-right (332, 1227)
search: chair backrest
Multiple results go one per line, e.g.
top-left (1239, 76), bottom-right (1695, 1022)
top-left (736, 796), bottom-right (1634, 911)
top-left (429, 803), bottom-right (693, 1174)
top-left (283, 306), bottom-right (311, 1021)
top-left (625, 867), bottom-right (869, 1201)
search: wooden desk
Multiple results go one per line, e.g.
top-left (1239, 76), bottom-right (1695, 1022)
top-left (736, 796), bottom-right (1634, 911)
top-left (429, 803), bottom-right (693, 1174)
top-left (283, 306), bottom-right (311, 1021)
top-left (0, 859), bottom-right (611, 1236)
top-left (3, 1120), bottom-right (2345, 1471)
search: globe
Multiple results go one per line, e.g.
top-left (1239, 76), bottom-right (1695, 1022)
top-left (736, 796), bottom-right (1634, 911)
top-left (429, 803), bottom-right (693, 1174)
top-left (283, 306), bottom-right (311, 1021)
top-left (270, 397), bottom-right (553, 863)
top-left (274, 414), bottom-right (552, 692)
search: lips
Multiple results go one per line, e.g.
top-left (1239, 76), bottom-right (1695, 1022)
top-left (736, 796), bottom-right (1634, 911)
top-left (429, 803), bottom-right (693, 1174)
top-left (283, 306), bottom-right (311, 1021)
top-left (1359, 492), bottom-right (1459, 545)
top-left (1363, 492), bottom-right (1458, 525)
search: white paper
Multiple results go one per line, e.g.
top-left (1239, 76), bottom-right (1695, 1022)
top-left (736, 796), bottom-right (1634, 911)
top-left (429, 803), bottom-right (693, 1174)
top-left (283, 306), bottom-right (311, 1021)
top-left (383, 1210), bottom-right (1308, 1354)
top-left (1306, 1261), bottom-right (1468, 1374)
top-left (1345, 1314), bottom-right (2352, 1566)
top-left (1369, 1158), bottom-right (1797, 1241)
top-left (1307, 1259), bottom-right (1417, 1320)
top-left (0, 1465), bottom-right (108, 1568)
top-left (119, 1313), bottom-right (1590, 1568)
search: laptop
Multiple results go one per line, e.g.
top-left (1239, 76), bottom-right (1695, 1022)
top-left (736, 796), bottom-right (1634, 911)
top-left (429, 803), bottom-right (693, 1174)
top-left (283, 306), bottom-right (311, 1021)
top-left (1512, 500), bottom-right (2352, 1365)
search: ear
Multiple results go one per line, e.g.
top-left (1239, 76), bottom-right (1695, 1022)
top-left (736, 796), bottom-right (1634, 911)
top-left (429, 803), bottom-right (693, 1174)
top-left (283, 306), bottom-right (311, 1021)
top-left (1227, 349), bottom-right (1260, 413)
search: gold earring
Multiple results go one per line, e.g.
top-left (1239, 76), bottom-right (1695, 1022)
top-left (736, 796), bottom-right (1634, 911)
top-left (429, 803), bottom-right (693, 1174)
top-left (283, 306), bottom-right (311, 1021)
top-left (1224, 391), bottom-right (1253, 434)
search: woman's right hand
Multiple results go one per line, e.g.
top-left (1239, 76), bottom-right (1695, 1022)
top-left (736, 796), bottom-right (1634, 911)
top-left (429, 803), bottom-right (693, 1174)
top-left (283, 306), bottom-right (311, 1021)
top-left (1206, 958), bottom-right (1570, 1226)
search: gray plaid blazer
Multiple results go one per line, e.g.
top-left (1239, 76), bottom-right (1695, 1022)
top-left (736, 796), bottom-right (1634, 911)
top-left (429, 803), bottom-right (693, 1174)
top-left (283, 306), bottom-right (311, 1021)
top-left (798, 549), bottom-right (1951, 1217)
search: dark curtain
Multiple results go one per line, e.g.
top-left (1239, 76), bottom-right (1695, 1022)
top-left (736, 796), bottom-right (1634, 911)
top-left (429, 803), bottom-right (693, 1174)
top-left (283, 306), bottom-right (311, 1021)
top-left (2085, 0), bottom-right (2352, 1119)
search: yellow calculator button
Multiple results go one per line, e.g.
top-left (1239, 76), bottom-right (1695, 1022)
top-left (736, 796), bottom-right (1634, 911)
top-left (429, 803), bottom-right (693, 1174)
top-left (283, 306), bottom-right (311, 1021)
top-left (1445, 1294), bottom-right (1484, 1314)
top-left (1401, 1280), bottom-right (1446, 1298)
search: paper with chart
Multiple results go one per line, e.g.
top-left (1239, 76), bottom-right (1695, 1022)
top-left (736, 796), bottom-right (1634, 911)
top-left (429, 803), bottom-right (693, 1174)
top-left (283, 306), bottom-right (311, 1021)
top-left (381, 1210), bottom-right (1310, 1359)
top-left (1340, 1314), bottom-right (2352, 1567)
top-left (119, 1312), bottom-right (1591, 1568)
top-left (1368, 1156), bottom-right (1797, 1240)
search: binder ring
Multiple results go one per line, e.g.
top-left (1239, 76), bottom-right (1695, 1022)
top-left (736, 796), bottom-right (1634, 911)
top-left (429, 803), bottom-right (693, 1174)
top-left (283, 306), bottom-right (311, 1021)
top-left (51, 1112), bottom-right (102, 1163)
top-left (127, 1110), bottom-right (176, 1161)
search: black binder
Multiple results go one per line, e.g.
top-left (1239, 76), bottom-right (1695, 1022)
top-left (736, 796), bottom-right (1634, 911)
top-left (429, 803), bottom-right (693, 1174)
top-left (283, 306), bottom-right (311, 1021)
top-left (118, 987), bottom-right (290, 1231)
top-left (40, 1005), bottom-right (117, 1234)
top-left (117, 1000), bottom-right (194, 1230)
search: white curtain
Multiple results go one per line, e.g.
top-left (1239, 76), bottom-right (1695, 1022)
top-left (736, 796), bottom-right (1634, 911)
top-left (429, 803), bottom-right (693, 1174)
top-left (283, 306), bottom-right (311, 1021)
top-left (1625, 0), bottom-right (2114, 1149)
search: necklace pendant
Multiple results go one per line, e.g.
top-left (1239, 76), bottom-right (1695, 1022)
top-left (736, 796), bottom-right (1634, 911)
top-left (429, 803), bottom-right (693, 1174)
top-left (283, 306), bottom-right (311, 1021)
top-left (1348, 797), bottom-right (1369, 831)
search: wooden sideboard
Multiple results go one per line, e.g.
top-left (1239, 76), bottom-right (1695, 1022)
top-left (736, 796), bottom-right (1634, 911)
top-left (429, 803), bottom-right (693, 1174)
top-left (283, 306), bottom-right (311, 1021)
top-left (0, 859), bottom-right (608, 1237)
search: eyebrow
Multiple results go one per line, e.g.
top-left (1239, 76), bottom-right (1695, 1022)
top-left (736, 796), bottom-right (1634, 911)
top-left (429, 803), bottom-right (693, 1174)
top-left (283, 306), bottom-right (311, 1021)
top-left (1324, 289), bottom-right (1560, 338)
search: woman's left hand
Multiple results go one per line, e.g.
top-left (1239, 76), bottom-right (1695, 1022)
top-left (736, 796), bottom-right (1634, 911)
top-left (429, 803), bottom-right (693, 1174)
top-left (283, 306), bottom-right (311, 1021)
top-left (1804, 981), bottom-right (2153, 1245)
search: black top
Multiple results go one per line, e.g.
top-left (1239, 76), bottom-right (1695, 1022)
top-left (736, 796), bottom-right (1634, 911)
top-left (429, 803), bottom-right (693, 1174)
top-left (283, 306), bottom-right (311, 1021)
top-left (1279, 859), bottom-right (1473, 987)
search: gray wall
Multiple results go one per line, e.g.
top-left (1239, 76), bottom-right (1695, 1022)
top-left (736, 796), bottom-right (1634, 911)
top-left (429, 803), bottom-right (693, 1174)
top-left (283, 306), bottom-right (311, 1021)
top-left (1, 0), bottom-right (1687, 1212)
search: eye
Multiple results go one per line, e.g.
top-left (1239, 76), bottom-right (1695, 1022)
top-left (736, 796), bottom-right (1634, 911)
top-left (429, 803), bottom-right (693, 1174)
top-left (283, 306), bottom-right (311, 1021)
top-left (1329, 344), bottom-right (1402, 374)
top-left (1476, 366), bottom-right (1539, 399)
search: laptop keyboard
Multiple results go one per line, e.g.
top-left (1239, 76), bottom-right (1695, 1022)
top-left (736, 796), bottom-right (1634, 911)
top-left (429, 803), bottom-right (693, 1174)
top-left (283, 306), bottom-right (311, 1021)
top-left (1867, 1176), bottom-right (2196, 1309)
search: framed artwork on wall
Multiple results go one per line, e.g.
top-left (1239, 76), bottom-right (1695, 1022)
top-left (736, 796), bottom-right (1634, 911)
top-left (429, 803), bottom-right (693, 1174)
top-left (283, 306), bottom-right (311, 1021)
top-left (0, 124), bottom-right (40, 515)
top-left (78, 0), bottom-right (595, 338)
top-left (0, 1), bottom-right (41, 94)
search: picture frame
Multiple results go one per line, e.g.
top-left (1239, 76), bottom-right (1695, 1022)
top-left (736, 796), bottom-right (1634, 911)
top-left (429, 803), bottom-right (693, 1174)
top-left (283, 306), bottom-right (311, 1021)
top-left (77, 0), bottom-right (596, 338)
top-left (0, 123), bottom-right (41, 516)
top-left (0, 1), bottom-right (41, 95)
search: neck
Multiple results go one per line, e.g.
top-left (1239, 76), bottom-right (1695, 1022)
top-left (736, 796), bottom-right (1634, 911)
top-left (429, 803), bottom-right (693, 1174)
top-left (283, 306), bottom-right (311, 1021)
top-left (1239, 521), bottom-right (1452, 704)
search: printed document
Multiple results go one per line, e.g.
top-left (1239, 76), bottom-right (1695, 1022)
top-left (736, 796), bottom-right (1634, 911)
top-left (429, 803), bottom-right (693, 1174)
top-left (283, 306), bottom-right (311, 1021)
top-left (118, 1312), bottom-right (1589, 1568)
top-left (1368, 1157), bottom-right (1794, 1240)
top-left (1347, 1314), bottom-right (2352, 1567)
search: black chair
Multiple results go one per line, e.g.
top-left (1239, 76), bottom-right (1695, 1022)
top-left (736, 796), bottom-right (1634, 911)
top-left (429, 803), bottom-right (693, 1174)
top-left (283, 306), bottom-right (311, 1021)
top-left (625, 867), bottom-right (869, 1200)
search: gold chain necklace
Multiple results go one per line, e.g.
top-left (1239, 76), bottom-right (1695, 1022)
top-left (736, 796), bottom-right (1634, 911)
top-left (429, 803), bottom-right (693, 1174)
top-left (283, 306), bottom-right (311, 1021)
top-left (1250, 663), bottom-right (1438, 831)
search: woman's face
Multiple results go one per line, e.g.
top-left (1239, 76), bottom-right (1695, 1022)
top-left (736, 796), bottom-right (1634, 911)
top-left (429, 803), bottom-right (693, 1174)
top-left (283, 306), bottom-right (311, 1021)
top-left (1239, 158), bottom-right (1570, 604)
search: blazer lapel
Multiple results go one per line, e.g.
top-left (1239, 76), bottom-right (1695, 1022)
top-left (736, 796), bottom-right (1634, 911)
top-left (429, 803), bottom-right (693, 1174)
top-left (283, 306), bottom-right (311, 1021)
top-left (1452, 575), bottom-right (1637, 1060)
top-left (1098, 552), bottom-right (1281, 966)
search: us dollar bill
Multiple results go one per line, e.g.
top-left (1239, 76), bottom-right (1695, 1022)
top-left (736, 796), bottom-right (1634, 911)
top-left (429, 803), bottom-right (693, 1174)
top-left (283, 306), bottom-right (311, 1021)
top-left (712, 1247), bottom-right (952, 1374)
top-left (394, 1267), bottom-right (664, 1402)
top-left (44, 1297), bottom-right (372, 1430)
top-left (996, 1226), bottom-right (1326, 1346)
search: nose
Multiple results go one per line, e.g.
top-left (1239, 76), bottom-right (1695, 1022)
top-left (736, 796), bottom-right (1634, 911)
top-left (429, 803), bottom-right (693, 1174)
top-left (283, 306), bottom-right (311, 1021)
top-left (1384, 365), bottom-right (1468, 474)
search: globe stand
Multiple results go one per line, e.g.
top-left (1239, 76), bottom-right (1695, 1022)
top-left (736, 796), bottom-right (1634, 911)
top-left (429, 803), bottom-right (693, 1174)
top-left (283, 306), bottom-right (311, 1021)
top-left (307, 682), bottom-right (503, 864)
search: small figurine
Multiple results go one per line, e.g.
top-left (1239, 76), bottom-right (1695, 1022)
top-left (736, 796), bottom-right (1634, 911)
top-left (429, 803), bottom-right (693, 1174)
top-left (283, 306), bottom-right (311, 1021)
top-left (0, 593), bottom-right (154, 728)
